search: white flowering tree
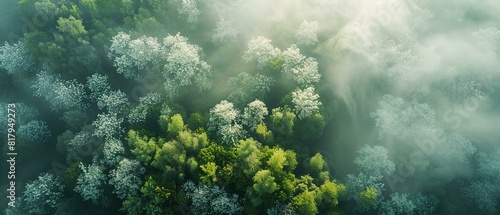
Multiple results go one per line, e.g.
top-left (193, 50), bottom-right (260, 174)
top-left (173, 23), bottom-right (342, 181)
top-left (109, 158), bottom-right (145, 199)
top-left (281, 45), bottom-right (321, 87)
top-left (32, 71), bottom-right (88, 112)
top-left (74, 162), bottom-right (107, 204)
top-left (102, 138), bottom-right (125, 166)
top-left (92, 113), bottom-right (123, 140)
top-left (208, 100), bottom-right (246, 145)
top-left (18, 120), bottom-right (51, 143)
top-left (354, 145), bottom-right (395, 179)
top-left (212, 18), bottom-right (239, 47)
top-left (370, 94), bottom-right (438, 140)
top-left (295, 20), bottom-right (320, 46)
top-left (227, 72), bottom-right (275, 104)
top-left (183, 180), bottom-right (243, 215)
top-left (163, 33), bottom-right (212, 98)
top-left (97, 90), bottom-right (129, 115)
top-left (109, 32), bottom-right (212, 98)
top-left (86, 73), bottom-right (112, 102)
top-left (462, 148), bottom-right (500, 214)
top-left (243, 36), bottom-right (281, 69)
top-left (175, 0), bottom-right (200, 24)
top-left (22, 173), bottom-right (64, 215)
top-left (108, 32), bottom-right (163, 82)
top-left (68, 131), bottom-right (92, 152)
top-left (0, 41), bottom-right (35, 75)
top-left (128, 92), bottom-right (163, 124)
top-left (242, 100), bottom-right (268, 130)
top-left (291, 87), bottom-right (322, 119)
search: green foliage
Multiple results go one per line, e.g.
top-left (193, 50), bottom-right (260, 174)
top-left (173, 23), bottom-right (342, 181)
top-left (62, 162), bottom-right (82, 190)
top-left (292, 190), bottom-right (318, 215)
top-left (309, 153), bottom-right (327, 174)
top-left (267, 148), bottom-right (287, 172)
top-left (358, 187), bottom-right (378, 208)
top-left (152, 140), bottom-right (187, 182)
top-left (268, 55), bottom-right (285, 71)
top-left (294, 113), bottom-right (326, 142)
top-left (256, 122), bottom-right (273, 142)
top-left (168, 114), bottom-right (185, 134)
top-left (319, 180), bottom-right (346, 207)
top-left (127, 130), bottom-right (160, 165)
top-left (270, 107), bottom-right (296, 137)
top-left (251, 170), bottom-right (278, 206)
top-left (187, 112), bottom-right (208, 130)
top-left (236, 138), bottom-right (262, 177)
top-left (56, 16), bottom-right (87, 37)
top-left (200, 162), bottom-right (218, 184)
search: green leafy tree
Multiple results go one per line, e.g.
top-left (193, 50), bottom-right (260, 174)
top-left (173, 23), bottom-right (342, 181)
top-left (127, 130), bottom-right (160, 165)
top-left (292, 190), bottom-right (318, 215)
top-left (358, 187), bottom-right (378, 208)
top-left (236, 138), bottom-right (262, 177)
top-left (251, 170), bottom-right (278, 206)
top-left (168, 114), bottom-right (185, 134)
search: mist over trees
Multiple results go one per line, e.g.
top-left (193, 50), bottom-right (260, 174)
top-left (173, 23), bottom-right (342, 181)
top-left (1, 0), bottom-right (500, 214)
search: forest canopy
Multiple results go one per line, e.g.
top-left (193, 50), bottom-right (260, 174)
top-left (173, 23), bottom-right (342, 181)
top-left (1, 0), bottom-right (500, 215)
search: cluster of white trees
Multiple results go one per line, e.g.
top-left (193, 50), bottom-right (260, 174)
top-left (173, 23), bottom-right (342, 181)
top-left (281, 45), bottom-right (321, 87)
top-left (108, 32), bottom-right (212, 98)
top-left (208, 99), bottom-right (269, 145)
top-left (295, 20), bottom-right (320, 46)
top-left (22, 173), bottom-right (64, 214)
top-left (0, 41), bottom-right (35, 75)
top-left (291, 87), bottom-right (322, 120)
top-left (183, 180), bottom-right (243, 215)
top-left (32, 71), bottom-right (88, 112)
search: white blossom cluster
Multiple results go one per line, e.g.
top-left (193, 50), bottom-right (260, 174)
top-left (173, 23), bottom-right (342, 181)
top-left (183, 180), bottom-right (243, 215)
top-left (74, 162), bottom-right (107, 204)
top-left (295, 20), bottom-right (319, 46)
top-left (18, 120), bottom-right (51, 143)
top-left (92, 113), bottom-right (123, 140)
top-left (0, 41), bottom-right (35, 75)
top-left (243, 36), bottom-right (281, 69)
top-left (68, 131), bottom-right (92, 151)
top-left (291, 87), bottom-right (322, 119)
top-left (208, 100), bottom-right (244, 146)
top-left (109, 158), bottom-right (145, 199)
top-left (370, 94), bottom-right (438, 140)
top-left (212, 18), bottom-right (239, 47)
top-left (108, 32), bottom-right (162, 82)
top-left (163, 33), bottom-right (212, 98)
top-left (102, 138), bottom-right (125, 166)
top-left (227, 72), bottom-right (275, 104)
top-left (109, 32), bottom-right (213, 98)
top-left (209, 99), bottom-right (269, 145)
top-left (242, 100), bottom-right (268, 130)
top-left (22, 173), bottom-right (64, 215)
top-left (86, 73), bottom-right (112, 102)
top-left (354, 145), bottom-right (395, 179)
top-left (97, 90), bottom-right (129, 115)
top-left (281, 45), bottom-right (321, 87)
top-left (128, 92), bottom-right (162, 124)
top-left (177, 0), bottom-right (200, 24)
top-left (32, 71), bottom-right (88, 112)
